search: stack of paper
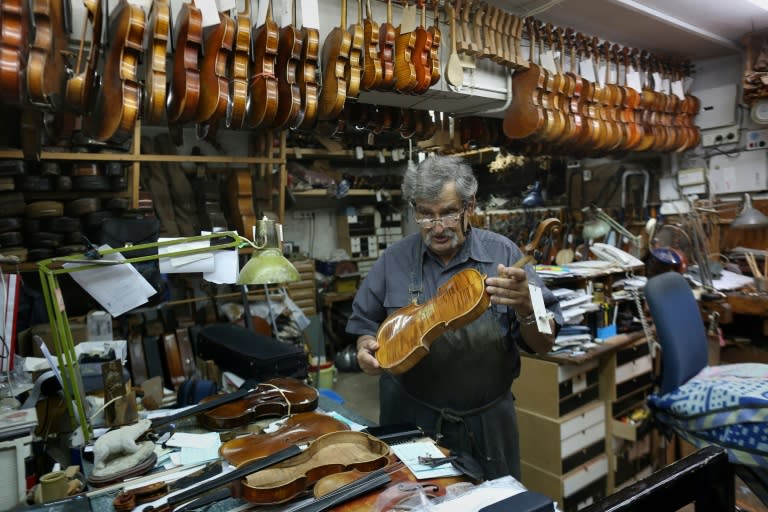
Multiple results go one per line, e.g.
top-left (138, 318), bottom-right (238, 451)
top-left (0, 408), bottom-right (37, 440)
top-left (551, 288), bottom-right (598, 324)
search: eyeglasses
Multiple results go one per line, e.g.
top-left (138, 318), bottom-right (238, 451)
top-left (414, 209), bottom-right (464, 229)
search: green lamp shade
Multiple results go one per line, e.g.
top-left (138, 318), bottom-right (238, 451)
top-left (237, 248), bottom-right (301, 285)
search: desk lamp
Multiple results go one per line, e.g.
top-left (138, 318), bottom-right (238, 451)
top-left (581, 206), bottom-right (643, 257)
top-left (237, 217), bottom-right (300, 335)
top-left (38, 232), bottom-right (249, 441)
top-left (730, 193), bottom-right (768, 229)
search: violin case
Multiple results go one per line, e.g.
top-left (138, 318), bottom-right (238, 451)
top-left (196, 324), bottom-right (308, 381)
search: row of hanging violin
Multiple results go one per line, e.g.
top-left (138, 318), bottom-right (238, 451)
top-left (0, 0), bottom-right (447, 150)
top-left (503, 18), bottom-right (702, 157)
top-left (286, 105), bottom-right (505, 155)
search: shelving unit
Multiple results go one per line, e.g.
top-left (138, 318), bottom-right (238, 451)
top-left (0, 125), bottom-right (288, 271)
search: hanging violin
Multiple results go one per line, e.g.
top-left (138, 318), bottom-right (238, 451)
top-left (166, 0), bottom-right (203, 125)
top-left (65, 0), bottom-right (102, 114)
top-left (227, 0), bottom-right (251, 129)
top-left (142, 0), bottom-right (169, 124)
top-left (194, 9), bottom-right (235, 140)
top-left (83, 0), bottom-right (145, 144)
top-left (26, 0), bottom-right (70, 109)
top-left (0, 0), bottom-right (26, 106)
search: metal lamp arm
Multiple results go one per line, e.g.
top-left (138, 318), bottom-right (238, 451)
top-left (591, 207), bottom-right (643, 256)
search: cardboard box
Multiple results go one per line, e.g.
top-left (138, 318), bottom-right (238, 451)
top-left (521, 455), bottom-right (608, 512)
top-left (514, 356), bottom-right (599, 418)
top-left (17, 322), bottom-right (89, 358)
top-left (518, 401), bottom-right (606, 475)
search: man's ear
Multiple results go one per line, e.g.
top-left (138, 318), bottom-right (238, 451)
top-left (466, 198), bottom-right (477, 214)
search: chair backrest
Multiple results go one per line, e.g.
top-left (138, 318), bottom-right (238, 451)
top-left (644, 271), bottom-right (708, 395)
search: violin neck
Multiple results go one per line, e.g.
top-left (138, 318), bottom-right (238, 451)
top-left (150, 380), bottom-right (256, 429)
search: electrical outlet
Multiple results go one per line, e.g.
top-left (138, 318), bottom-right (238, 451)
top-left (745, 129), bottom-right (768, 150)
top-left (583, 169), bottom-right (592, 181)
top-left (701, 125), bottom-right (740, 147)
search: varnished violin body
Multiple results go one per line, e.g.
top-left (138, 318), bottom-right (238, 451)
top-left (295, 24), bottom-right (320, 129)
top-left (274, 9), bottom-right (303, 129)
top-left (376, 267), bottom-right (490, 375)
top-left (198, 377), bottom-right (319, 431)
top-left (195, 11), bottom-right (235, 130)
top-left (0, 0), bottom-right (26, 106)
top-left (227, 1), bottom-right (251, 129)
top-left (166, 1), bottom-right (202, 124)
top-left (142, 0), bottom-right (169, 124)
top-left (361, 0), bottom-right (382, 90)
top-left (314, 455), bottom-right (467, 511)
top-left (346, 0), bottom-right (365, 100)
top-left (318, 1), bottom-right (351, 120)
top-left (27, 0), bottom-right (69, 109)
top-left (241, 430), bottom-right (390, 504)
top-left (377, 0), bottom-right (396, 90)
top-left (84, 0), bottom-right (145, 143)
top-left (219, 411), bottom-right (350, 467)
top-left (247, 3), bottom-right (279, 128)
top-left (65, 0), bottom-right (102, 113)
top-left (393, 2), bottom-right (417, 93)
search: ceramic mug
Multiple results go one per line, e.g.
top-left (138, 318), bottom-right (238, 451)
top-left (40, 470), bottom-right (68, 503)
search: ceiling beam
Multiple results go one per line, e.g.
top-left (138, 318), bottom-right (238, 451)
top-left (606, 0), bottom-right (741, 52)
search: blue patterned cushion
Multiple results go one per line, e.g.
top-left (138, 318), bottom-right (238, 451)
top-left (648, 363), bottom-right (768, 467)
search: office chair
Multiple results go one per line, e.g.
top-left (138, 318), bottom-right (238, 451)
top-left (644, 271), bottom-right (768, 505)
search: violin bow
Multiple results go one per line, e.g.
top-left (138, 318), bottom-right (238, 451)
top-left (134, 443), bottom-right (303, 512)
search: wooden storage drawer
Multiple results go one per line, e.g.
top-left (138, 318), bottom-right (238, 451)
top-left (518, 401), bottom-right (606, 475)
top-left (514, 357), bottom-right (600, 418)
top-left (521, 454), bottom-right (608, 512)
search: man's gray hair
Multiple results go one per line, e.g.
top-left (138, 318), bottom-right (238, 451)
top-left (402, 155), bottom-right (478, 205)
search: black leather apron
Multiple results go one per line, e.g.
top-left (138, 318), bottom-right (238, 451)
top-left (378, 240), bottom-right (521, 480)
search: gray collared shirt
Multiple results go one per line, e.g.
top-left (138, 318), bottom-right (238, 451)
top-left (346, 227), bottom-right (563, 352)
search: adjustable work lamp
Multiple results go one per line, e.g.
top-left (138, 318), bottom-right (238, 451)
top-left (37, 228), bottom-right (298, 442)
top-left (237, 217), bottom-right (300, 335)
top-left (581, 206), bottom-right (643, 257)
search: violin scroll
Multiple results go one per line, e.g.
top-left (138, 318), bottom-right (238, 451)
top-left (513, 217), bottom-right (562, 268)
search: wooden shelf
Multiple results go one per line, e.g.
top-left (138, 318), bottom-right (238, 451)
top-left (293, 189), bottom-right (401, 197)
top-left (0, 150), bottom-right (282, 165)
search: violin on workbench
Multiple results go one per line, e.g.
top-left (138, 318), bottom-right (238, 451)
top-left (219, 411), bottom-right (350, 467)
top-left (149, 377), bottom-right (318, 432)
top-left (313, 454), bottom-right (469, 511)
top-left (197, 377), bottom-right (320, 431)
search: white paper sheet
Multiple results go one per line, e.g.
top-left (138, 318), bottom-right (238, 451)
top-left (390, 439), bottom-right (463, 480)
top-left (158, 238), bottom-right (216, 274)
top-left (65, 248), bottom-right (155, 317)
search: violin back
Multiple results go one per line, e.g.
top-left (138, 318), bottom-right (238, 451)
top-left (376, 268), bottom-right (489, 375)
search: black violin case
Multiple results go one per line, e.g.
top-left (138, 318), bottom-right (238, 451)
top-left (196, 323), bottom-right (308, 381)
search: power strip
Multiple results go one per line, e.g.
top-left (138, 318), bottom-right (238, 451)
top-left (701, 125), bottom-right (740, 147)
top-left (745, 129), bottom-right (768, 150)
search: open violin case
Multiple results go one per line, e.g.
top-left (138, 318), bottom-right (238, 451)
top-left (196, 324), bottom-right (308, 382)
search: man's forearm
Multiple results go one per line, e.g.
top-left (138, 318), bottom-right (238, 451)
top-left (520, 318), bottom-right (556, 354)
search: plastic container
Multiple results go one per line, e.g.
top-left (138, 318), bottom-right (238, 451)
top-left (308, 362), bottom-right (335, 389)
